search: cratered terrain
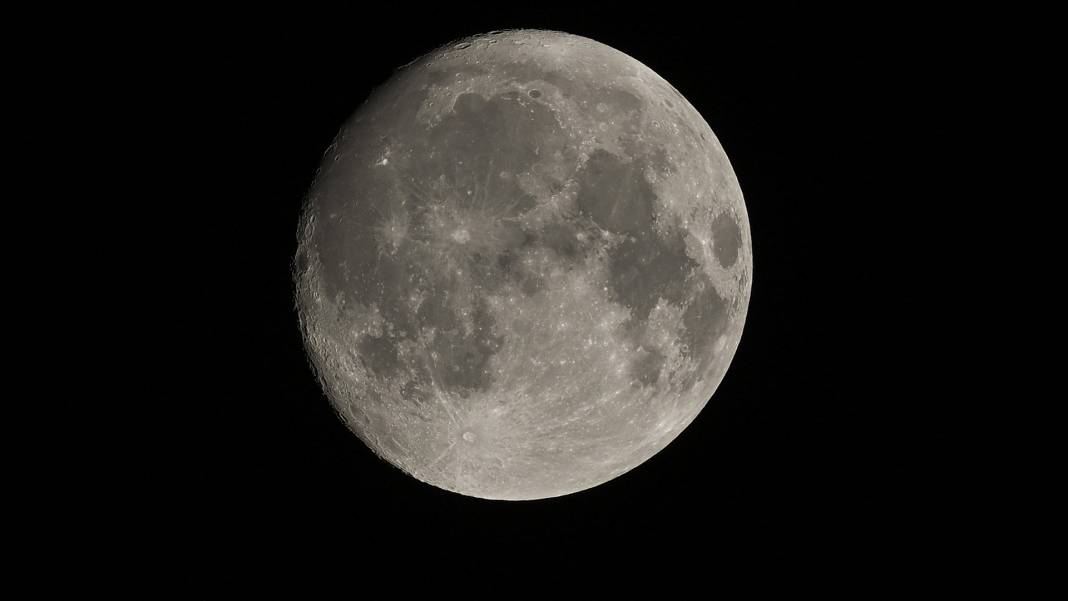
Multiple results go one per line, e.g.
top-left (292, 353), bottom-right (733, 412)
top-left (294, 29), bottom-right (752, 500)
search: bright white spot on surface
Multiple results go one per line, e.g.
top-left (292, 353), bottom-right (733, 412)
top-left (451, 228), bottom-right (471, 244)
top-left (462, 431), bottom-right (476, 443)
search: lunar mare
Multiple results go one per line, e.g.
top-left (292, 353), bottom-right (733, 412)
top-left (294, 30), bottom-right (752, 500)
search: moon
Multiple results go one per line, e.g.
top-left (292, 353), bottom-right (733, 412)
top-left (294, 30), bottom-right (752, 500)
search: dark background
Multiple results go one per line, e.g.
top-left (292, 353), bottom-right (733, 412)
top-left (187, 8), bottom-right (917, 573)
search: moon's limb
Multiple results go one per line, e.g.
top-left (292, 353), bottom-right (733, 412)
top-left (294, 30), bottom-right (752, 500)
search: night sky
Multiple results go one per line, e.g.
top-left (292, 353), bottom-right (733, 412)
top-left (184, 7), bottom-right (916, 574)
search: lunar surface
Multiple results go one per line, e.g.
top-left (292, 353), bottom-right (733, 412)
top-left (294, 30), bottom-right (752, 500)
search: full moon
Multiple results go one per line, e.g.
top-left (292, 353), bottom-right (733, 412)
top-left (294, 30), bottom-right (752, 500)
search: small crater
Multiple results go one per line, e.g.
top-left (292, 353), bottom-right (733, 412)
top-left (462, 431), bottom-right (476, 443)
top-left (528, 89), bottom-right (542, 98)
top-left (451, 228), bottom-right (471, 244)
top-left (455, 42), bottom-right (471, 50)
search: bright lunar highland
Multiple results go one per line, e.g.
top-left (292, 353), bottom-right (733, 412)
top-left (294, 30), bottom-right (752, 500)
